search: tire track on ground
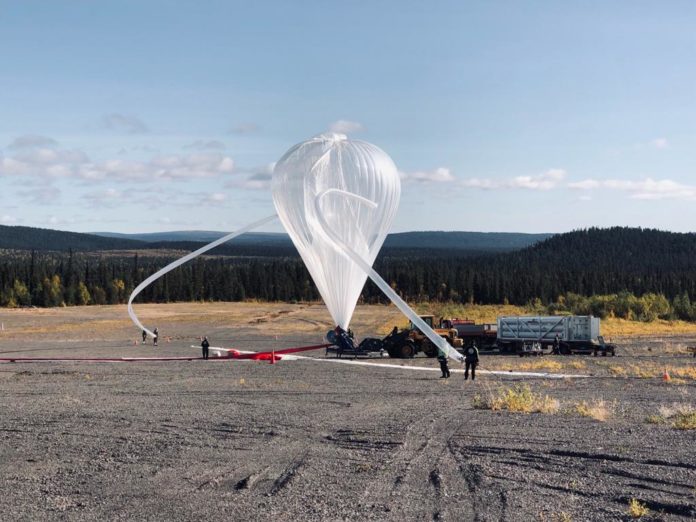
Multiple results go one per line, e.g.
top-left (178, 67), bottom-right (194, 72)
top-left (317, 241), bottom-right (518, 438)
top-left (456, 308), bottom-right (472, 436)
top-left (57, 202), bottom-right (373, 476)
top-left (360, 411), bottom-right (475, 521)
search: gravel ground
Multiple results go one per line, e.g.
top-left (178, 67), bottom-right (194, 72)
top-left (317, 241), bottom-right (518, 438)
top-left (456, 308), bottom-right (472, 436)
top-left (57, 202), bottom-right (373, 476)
top-left (0, 304), bottom-right (694, 521)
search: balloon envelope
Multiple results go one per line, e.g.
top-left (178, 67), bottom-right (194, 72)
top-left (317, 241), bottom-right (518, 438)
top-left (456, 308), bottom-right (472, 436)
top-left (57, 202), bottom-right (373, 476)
top-left (272, 133), bottom-right (400, 329)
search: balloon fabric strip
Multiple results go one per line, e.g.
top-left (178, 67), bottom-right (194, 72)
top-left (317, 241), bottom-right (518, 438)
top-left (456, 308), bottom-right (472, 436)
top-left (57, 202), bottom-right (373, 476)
top-left (127, 214), bottom-right (278, 337)
top-left (314, 189), bottom-right (464, 363)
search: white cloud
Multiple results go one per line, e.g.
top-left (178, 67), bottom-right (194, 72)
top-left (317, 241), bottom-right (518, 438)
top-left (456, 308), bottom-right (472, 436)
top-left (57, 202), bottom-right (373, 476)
top-left (226, 162), bottom-right (275, 190)
top-left (460, 178), bottom-right (500, 189)
top-left (329, 119), bottom-right (364, 134)
top-left (568, 177), bottom-right (696, 200)
top-left (0, 147), bottom-right (235, 182)
top-left (0, 215), bottom-right (17, 224)
top-left (461, 169), bottom-right (567, 190)
top-left (218, 157), bottom-right (235, 173)
top-left (229, 122), bottom-right (259, 135)
top-left (18, 187), bottom-right (61, 204)
top-left (207, 193), bottom-right (227, 204)
top-left (46, 215), bottom-right (77, 226)
top-left (651, 138), bottom-right (669, 149)
top-left (568, 179), bottom-right (601, 190)
top-left (400, 167), bottom-right (455, 183)
top-left (149, 154), bottom-right (235, 180)
top-left (16, 148), bottom-right (89, 165)
top-left (509, 168), bottom-right (566, 190)
top-left (1, 156), bottom-right (31, 176)
top-left (101, 113), bottom-right (149, 134)
top-left (184, 140), bottom-right (226, 151)
top-left (8, 135), bottom-right (58, 150)
top-left (82, 188), bottom-right (125, 207)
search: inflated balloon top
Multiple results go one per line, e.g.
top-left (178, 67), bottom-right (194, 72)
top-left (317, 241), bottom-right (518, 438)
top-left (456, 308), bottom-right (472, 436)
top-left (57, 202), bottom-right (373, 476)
top-left (272, 133), bottom-right (401, 329)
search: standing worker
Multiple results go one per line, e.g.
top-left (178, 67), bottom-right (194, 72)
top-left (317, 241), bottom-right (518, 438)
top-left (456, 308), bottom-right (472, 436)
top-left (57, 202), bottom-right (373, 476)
top-left (142, 329), bottom-right (147, 344)
top-left (201, 336), bottom-right (210, 360)
top-left (153, 327), bottom-right (159, 347)
top-left (553, 334), bottom-right (560, 355)
top-left (464, 343), bottom-right (480, 381)
top-left (437, 351), bottom-right (450, 379)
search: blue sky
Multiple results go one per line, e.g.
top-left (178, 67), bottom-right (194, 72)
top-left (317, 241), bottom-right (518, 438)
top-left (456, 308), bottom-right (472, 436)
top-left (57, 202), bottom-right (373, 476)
top-left (1, 1), bottom-right (695, 233)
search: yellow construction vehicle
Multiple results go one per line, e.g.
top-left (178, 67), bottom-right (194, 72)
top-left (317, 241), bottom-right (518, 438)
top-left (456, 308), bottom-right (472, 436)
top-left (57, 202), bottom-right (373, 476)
top-left (407, 315), bottom-right (463, 357)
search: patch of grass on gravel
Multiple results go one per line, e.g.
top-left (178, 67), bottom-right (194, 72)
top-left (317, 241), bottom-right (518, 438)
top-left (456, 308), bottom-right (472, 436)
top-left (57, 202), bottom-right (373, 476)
top-left (607, 364), bottom-right (696, 381)
top-left (652, 403), bottom-right (696, 430)
top-left (486, 359), bottom-right (587, 373)
top-left (517, 359), bottom-right (563, 371)
top-left (627, 498), bottom-right (649, 518)
top-left (573, 399), bottom-right (614, 422)
top-left (673, 412), bottom-right (696, 430)
top-left (473, 384), bottom-right (559, 414)
top-left (672, 366), bottom-right (696, 380)
top-left (645, 414), bottom-right (666, 425)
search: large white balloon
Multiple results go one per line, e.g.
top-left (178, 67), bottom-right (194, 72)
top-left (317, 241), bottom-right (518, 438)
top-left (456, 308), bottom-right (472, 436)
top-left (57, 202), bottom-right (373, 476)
top-left (272, 133), bottom-right (400, 329)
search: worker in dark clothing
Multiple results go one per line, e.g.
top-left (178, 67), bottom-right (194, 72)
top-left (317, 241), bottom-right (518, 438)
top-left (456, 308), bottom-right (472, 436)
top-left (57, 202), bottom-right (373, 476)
top-left (142, 329), bottom-right (147, 344)
top-left (201, 336), bottom-right (210, 360)
top-left (464, 343), bottom-right (480, 380)
top-left (553, 334), bottom-right (560, 355)
top-left (437, 352), bottom-right (450, 378)
top-left (153, 327), bottom-right (159, 347)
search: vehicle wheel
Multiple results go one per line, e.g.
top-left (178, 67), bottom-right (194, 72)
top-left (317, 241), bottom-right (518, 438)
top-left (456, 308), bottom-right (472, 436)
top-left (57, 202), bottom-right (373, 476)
top-left (593, 350), bottom-right (598, 357)
top-left (400, 342), bottom-right (415, 358)
top-left (421, 340), bottom-right (437, 358)
top-left (326, 330), bottom-right (337, 344)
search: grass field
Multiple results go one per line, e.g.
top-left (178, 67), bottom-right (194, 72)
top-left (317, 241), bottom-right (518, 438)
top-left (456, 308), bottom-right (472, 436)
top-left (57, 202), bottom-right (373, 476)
top-left (411, 302), bottom-right (696, 337)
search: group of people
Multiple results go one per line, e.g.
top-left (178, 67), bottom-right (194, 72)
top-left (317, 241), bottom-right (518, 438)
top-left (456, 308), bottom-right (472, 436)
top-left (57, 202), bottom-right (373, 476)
top-left (438, 343), bottom-right (480, 380)
top-left (141, 328), bottom-right (159, 346)
top-left (140, 328), bottom-right (211, 360)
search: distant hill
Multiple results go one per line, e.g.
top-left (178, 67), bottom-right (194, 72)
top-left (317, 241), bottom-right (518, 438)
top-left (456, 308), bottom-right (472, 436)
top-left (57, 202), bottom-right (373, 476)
top-left (428, 226), bottom-right (696, 304)
top-left (93, 230), bottom-right (293, 245)
top-left (0, 225), bottom-right (551, 253)
top-left (0, 225), bottom-right (146, 251)
top-left (92, 229), bottom-right (550, 252)
top-left (505, 226), bottom-right (696, 272)
top-left (384, 231), bottom-right (552, 251)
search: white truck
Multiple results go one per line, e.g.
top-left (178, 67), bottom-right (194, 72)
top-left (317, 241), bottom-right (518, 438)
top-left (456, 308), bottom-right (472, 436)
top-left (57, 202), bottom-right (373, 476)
top-left (496, 315), bottom-right (616, 356)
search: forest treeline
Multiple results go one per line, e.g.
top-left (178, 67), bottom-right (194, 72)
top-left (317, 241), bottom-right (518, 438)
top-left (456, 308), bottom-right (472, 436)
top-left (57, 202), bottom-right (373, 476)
top-left (2, 227), bottom-right (696, 321)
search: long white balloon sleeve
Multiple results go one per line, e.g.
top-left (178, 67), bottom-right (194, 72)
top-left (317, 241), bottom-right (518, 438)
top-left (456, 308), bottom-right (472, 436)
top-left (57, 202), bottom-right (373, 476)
top-left (272, 133), bottom-right (400, 329)
top-left (127, 215), bottom-right (278, 337)
top-left (313, 189), bottom-right (464, 363)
